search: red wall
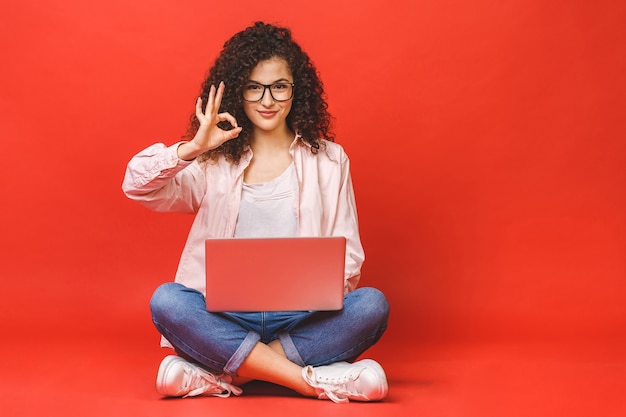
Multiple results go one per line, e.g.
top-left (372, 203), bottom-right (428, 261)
top-left (1, 1), bottom-right (625, 347)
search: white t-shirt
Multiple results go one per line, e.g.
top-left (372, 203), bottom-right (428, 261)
top-left (234, 162), bottom-right (298, 238)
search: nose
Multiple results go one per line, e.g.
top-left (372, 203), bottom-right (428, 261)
top-left (260, 86), bottom-right (275, 106)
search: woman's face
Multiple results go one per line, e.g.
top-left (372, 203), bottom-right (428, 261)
top-left (243, 58), bottom-right (294, 137)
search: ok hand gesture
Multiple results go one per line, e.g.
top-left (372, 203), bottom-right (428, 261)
top-left (177, 82), bottom-right (242, 160)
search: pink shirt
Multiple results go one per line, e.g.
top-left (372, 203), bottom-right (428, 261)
top-left (122, 136), bottom-right (364, 294)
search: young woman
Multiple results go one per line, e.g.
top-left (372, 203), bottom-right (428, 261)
top-left (122, 22), bottom-right (390, 403)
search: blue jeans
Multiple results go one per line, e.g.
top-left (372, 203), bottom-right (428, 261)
top-left (150, 283), bottom-right (389, 376)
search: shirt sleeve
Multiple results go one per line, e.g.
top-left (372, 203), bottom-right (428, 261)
top-left (121, 142), bottom-right (207, 213)
top-left (333, 148), bottom-right (365, 294)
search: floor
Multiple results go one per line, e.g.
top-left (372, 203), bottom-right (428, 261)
top-left (2, 321), bottom-right (624, 417)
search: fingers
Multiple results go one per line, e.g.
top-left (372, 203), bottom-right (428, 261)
top-left (195, 97), bottom-right (203, 120)
top-left (196, 83), bottom-right (240, 146)
top-left (203, 81), bottom-right (226, 117)
top-left (214, 81), bottom-right (225, 111)
top-left (206, 84), bottom-right (217, 117)
top-left (224, 126), bottom-right (243, 141)
top-left (217, 112), bottom-right (238, 128)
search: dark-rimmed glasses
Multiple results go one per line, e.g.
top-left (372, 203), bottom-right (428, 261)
top-left (243, 82), bottom-right (295, 102)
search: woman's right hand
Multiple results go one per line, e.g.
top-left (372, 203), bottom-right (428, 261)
top-left (177, 82), bottom-right (243, 161)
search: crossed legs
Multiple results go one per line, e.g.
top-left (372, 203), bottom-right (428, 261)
top-left (150, 282), bottom-right (389, 397)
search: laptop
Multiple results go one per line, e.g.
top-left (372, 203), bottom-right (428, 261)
top-left (205, 236), bottom-right (346, 312)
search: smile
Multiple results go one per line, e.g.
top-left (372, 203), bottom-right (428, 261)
top-left (257, 110), bottom-right (278, 118)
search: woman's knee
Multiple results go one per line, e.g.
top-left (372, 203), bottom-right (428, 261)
top-left (349, 287), bottom-right (390, 323)
top-left (149, 282), bottom-right (187, 319)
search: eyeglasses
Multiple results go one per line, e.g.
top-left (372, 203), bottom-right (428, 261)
top-left (243, 82), bottom-right (295, 102)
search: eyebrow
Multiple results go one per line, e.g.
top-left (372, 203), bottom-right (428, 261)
top-left (247, 78), bottom-right (292, 84)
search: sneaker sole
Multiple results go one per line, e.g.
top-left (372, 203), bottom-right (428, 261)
top-left (156, 355), bottom-right (182, 396)
top-left (354, 359), bottom-right (389, 401)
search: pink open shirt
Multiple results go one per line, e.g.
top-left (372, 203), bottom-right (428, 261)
top-left (122, 136), bottom-right (364, 295)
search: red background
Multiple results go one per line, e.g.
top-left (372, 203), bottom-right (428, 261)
top-left (1, 1), bottom-right (625, 416)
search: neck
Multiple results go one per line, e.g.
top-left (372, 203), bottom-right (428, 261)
top-left (250, 128), bottom-right (294, 153)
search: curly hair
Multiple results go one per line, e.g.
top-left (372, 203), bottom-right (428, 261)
top-left (186, 22), bottom-right (335, 163)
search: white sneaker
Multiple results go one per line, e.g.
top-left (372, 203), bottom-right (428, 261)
top-left (302, 359), bottom-right (388, 403)
top-left (156, 355), bottom-right (243, 398)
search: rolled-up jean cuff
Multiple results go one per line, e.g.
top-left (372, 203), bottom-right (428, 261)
top-left (278, 330), bottom-right (305, 366)
top-left (224, 331), bottom-right (261, 376)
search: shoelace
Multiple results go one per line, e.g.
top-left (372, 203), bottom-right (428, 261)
top-left (304, 365), bottom-right (369, 404)
top-left (181, 363), bottom-right (243, 398)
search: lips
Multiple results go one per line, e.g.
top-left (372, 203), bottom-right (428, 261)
top-left (257, 110), bottom-right (278, 118)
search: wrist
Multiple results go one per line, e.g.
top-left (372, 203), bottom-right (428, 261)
top-left (177, 140), bottom-right (204, 161)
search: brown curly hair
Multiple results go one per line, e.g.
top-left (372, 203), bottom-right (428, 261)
top-left (186, 22), bottom-right (335, 163)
